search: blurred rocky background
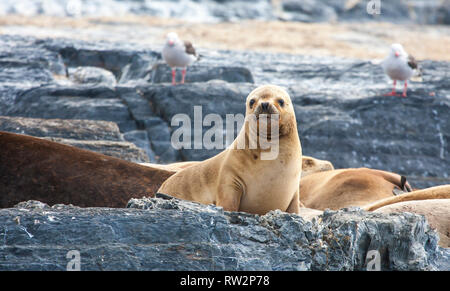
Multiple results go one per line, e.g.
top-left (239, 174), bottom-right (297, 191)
top-left (0, 0), bottom-right (449, 24)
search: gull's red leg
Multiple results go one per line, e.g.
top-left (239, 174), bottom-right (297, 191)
top-left (402, 81), bottom-right (408, 97)
top-left (384, 80), bottom-right (397, 96)
top-left (181, 68), bottom-right (186, 84)
top-left (171, 68), bottom-right (176, 85)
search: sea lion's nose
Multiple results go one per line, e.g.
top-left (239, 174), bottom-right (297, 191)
top-left (261, 102), bottom-right (269, 111)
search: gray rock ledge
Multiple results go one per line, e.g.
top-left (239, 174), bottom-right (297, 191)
top-left (0, 198), bottom-right (447, 271)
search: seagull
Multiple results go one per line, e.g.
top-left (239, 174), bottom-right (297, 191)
top-left (381, 43), bottom-right (419, 98)
top-left (162, 32), bottom-right (198, 85)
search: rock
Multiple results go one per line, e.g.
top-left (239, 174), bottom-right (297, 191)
top-left (123, 130), bottom-right (156, 162)
top-left (0, 0), bottom-right (449, 24)
top-left (4, 85), bottom-right (136, 132)
top-left (44, 137), bottom-right (150, 163)
top-left (286, 0), bottom-right (450, 24)
top-left (142, 117), bottom-right (180, 163)
top-left (0, 35), bottom-right (65, 113)
top-left (0, 198), bottom-right (447, 271)
top-left (375, 199), bottom-right (450, 248)
top-left (68, 66), bottom-right (117, 87)
top-left (280, 0), bottom-right (337, 22)
top-left (118, 53), bottom-right (156, 84)
top-left (50, 39), bottom-right (160, 80)
top-left (0, 116), bottom-right (123, 141)
top-left (151, 63), bottom-right (254, 84)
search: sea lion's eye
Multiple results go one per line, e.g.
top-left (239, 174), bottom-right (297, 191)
top-left (249, 99), bottom-right (256, 108)
top-left (278, 99), bottom-right (285, 107)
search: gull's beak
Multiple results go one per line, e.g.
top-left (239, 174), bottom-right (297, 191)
top-left (395, 51), bottom-right (400, 57)
top-left (168, 40), bottom-right (174, 46)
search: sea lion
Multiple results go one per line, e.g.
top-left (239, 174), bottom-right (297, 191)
top-left (158, 84), bottom-right (303, 215)
top-left (301, 156), bottom-right (334, 177)
top-left (363, 185), bottom-right (450, 211)
top-left (300, 168), bottom-right (412, 210)
top-left (0, 131), bottom-right (175, 208)
top-left (140, 155), bottom-right (333, 177)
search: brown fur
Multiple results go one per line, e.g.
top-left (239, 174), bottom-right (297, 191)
top-left (300, 168), bottom-right (413, 210)
top-left (158, 85), bottom-right (303, 215)
top-left (0, 131), bottom-right (175, 208)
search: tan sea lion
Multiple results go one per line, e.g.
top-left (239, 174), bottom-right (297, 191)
top-left (301, 156), bottom-right (334, 177)
top-left (300, 168), bottom-right (413, 210)
top-left (158, 84), bottom-right (303, 215)
top-left (0, 131), bottom-right (175, 208)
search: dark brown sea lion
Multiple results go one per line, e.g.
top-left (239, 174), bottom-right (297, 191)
top-left (0, 131), bottom-right (175, 208)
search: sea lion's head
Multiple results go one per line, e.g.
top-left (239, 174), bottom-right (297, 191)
top-left (301, 156), bottom-right (334, 177)
top-left (246, 85), bottom-right (296, 137)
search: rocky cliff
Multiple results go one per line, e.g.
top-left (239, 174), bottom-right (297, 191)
top-left (0, 198), bottom-right (448, 271)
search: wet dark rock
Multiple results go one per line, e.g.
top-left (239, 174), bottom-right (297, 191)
top-left (0, 198), bottom-right (447, 271)
top-left (0, 35), bottom-right (65, 113)
top-left (51, 41), bottom-right (159, 81)
top-left (280, 0), bottom-right (337, 22)
top-left (151, 63), bottom-right (255, 84)
top-left (118, 53), bottom-right (156, 84)
top-left (142, 116), bottom-right (180, 163)
top-left (4, 85), bottom-right (135, 132)
top-left (123, 130), bottom-right (156, 163)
